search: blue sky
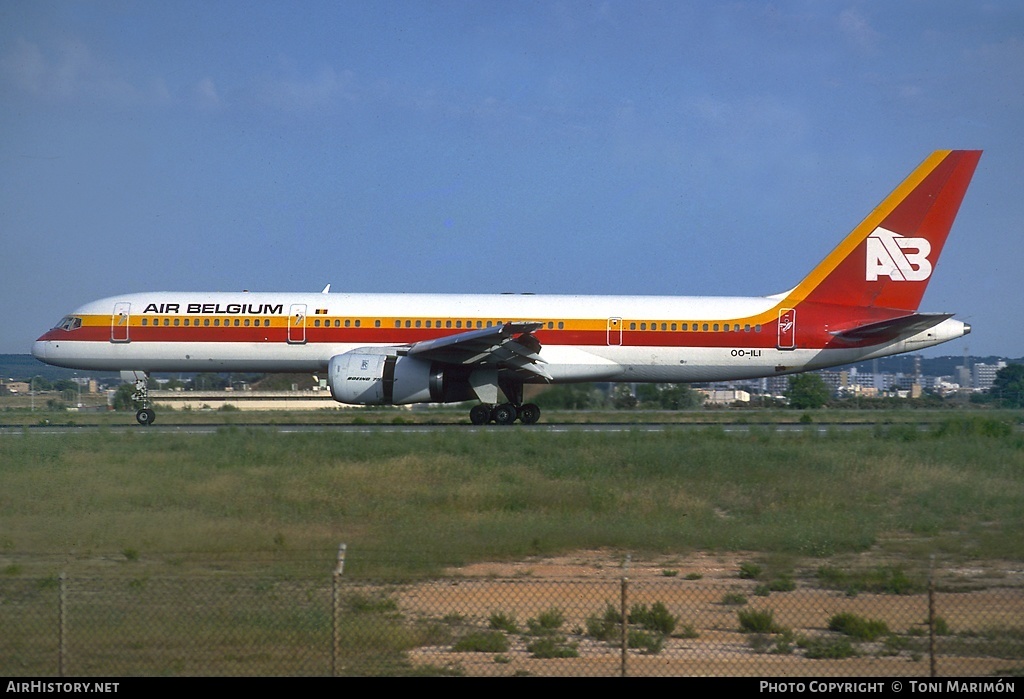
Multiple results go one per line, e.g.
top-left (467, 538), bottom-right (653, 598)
top-left (2, 1), bottom-right (1022, 357)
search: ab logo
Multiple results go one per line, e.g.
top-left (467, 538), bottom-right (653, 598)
top-left (865, 227), bottom-right (932, 282)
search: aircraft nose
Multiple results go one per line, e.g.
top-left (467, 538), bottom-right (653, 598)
top-left (32, 340), bottom-right (47, 361)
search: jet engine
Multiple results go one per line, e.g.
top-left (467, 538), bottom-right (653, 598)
top-left (328, 349), bottom-right (474, 405)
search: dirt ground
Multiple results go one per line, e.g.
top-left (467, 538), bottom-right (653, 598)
top-left (399, 550), bottom-right (1024, 677)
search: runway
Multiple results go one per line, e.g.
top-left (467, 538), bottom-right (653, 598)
top-left (0, 421), bottom-right (938, 436)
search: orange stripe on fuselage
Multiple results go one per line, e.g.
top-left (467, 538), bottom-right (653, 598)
top-left (42, 313), bottom-right (795, 349)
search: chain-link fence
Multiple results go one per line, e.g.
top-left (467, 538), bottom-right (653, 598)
top-left (2, 571), bottom-right (1022, 676)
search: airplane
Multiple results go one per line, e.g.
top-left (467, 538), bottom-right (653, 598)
top-left (33, 149), bottom-right (982, 426)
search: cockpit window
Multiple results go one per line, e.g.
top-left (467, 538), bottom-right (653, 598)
top-left (54, 316), bottom-right (83, 331)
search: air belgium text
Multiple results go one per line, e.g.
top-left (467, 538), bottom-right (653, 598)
top-left (142, 303), bottom-right (285, 315)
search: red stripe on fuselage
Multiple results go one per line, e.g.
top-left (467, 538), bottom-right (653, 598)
top-left (38, 303), bottom-right (911, 351)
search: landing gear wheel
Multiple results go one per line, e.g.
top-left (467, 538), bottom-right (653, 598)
top-left (519, 403), bottom-right (541, 425)
top-left (492, 403), bottom-right (518, 425)
top-left (135, 408), bottom-right (156, 426)
top-left (469, 404), bottom-right (491, 425)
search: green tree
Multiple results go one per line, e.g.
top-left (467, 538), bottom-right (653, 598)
top-left (532, 384), bottom-right (604, 410)
top-left (611, 384), bottom-right (638, 409)
top-left (785, 373), bottom-right (831, 409)
top-left (634, 383), bottom-right (662, 406)
top-left (990, 363), bottom-right (1024, 408)
top-left (658, 384), bottom-right (702, 410)
top-left (636, 383), bottom-right (703, 410)
top-left (112, 383), bottom-right (138, 411)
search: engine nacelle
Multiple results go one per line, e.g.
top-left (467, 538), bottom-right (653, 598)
top-left (328, 349), bottom-right (473, 405)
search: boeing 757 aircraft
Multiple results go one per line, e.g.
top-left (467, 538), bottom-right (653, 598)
top-left (33, 150), bottom-right (981, 425)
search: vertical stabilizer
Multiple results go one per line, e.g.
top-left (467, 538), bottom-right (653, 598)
top-left (786, 150), bottom-right (981, 311)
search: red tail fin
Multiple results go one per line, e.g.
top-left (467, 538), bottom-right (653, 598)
top-left (786, 150), bottom-right (981, 312)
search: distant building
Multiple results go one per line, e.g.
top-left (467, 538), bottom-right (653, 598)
top-left (956, 365), bottom-right (973, 390)
top-left (816, 371), bottom-right (837, 393)
top-left (972, 361), bottom-right (1006, 391)
top-left (699, 389), bottom-right (751, 405)
top-left (764, 375), bottom-right (789, 396)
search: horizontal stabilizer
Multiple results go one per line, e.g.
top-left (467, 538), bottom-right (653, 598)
top-left (829, 313), bottom-right (953, 343)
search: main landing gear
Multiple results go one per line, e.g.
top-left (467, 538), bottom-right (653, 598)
top-left (469, 402), bottom-right (541, 426)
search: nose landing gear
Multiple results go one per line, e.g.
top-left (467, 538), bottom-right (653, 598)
top-left (129, 374), bottom-right (156, 426)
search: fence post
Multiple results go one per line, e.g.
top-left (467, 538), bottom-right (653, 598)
top-left (620, 554), bottom-right (630, 677)
top-left (620, 575), bottom-right (628, 677)
top-left (58, 572), bottom-right (67, 677)
top-left (928, 556), bottom-right (936, 678)
top-left (332, 543), bottom-right (346, 677)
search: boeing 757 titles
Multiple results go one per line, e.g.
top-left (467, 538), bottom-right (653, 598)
top-left (33, 150), bottom-right (982, 425)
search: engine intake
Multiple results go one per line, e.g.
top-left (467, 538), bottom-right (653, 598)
top-left (328, 349), bottom-right (473, 405)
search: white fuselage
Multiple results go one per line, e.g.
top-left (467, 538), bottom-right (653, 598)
top-left (32, 290), bottom-right (969, 384)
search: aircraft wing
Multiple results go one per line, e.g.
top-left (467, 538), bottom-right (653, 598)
top-left (829, 313), bottom-right (954, 343)
top-left (404, 321), bottom-right (552, 380)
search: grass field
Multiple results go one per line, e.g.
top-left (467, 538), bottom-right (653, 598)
top-left (3, 410), bottom-right (1023, 675)
top-left (1, 411), bottom-right (1021, 580)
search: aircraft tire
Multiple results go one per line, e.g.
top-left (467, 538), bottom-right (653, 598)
top-left (519, 403), bottom-right (541, 424)
top-left (136, 408), bottom-right (156, 426)
top-left (492, 403), bottom-right (518, 425)
top-left (469, 404), bottom-right (491, 425)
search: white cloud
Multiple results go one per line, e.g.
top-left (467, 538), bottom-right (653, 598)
top-left (194, 77), bottom-right (221, 110)
top-left (839, 8), bottom-right (881, 53)
top-left (1, 37), bottom-right (135, 103)
top-left (256, 65), bottom-right (356, 112)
